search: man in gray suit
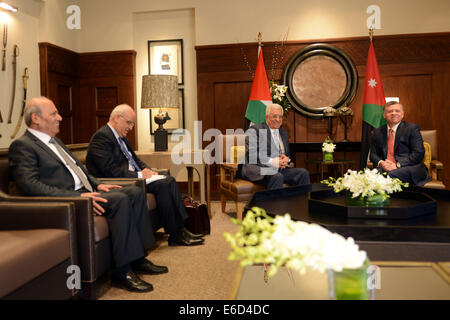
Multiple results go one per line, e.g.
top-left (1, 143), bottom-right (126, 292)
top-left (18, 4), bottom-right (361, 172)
top-left (241, 103), bottom-right (310, 189)
top-left (8, 97), bottom-right (168, 293)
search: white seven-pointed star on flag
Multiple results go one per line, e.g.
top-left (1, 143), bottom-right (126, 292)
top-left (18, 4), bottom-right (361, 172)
top-left (368, 78), bottom-right (377, 88)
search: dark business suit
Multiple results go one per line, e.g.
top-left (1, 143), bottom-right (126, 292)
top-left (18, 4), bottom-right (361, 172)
top-left (86, 125), bottom-right (188, 235)
top-left (241, 122), bottom-right (310, 189)
top-left (8, 131), bottom-right (155, 268)
top-left (370, 121), bottom-right (430, 186)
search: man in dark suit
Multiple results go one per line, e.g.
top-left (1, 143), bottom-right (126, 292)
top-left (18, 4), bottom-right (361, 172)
top-left (370, 101), bottom-right (430, 186)
top-left (8, 97), bottom-right (168, 293)
top-left (241, 103), bottom-right (310, 189)
top-left (86, 104), bottom-right (204, 246)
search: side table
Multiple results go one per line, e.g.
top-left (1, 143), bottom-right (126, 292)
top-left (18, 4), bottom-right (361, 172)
top-left (135, 150), bottom-right (211, 216)
top-left (305, 158), bottom-right (354, 181)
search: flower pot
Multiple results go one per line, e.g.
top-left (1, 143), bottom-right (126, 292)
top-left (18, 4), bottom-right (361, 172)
top-left (323, 152), bottom-right (333, 162)
top-left (328, 260), bottom-right (374, 300)
top-left (346, 192), bottom-right (390, 207)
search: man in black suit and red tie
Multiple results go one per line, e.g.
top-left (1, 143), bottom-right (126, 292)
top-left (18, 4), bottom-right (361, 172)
top-left (85, 104), bottom-right (204, 246)
top-left (370, 101), bottom-right (430, 186)
top-left (8, 97), bottom-right (168, 293)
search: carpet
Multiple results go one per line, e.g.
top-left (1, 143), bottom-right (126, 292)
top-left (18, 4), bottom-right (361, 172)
top-left (99, 201), bottom-right (244, 300)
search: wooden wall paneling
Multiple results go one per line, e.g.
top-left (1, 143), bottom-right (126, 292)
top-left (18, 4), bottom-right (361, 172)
top-left (196, 33), bottom-right (450, 188)
top-left (39, 44), bottom-right (137, 147)
top-left (39, 43), bottom-right (79, 145)
top-left (213, 81), bottom-right (252, 133)
top-left (78, 76), bottom-right (136, 146)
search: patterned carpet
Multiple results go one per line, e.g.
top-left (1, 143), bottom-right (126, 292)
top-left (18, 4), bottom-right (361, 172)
top-left (99, 201), bottom-right (242, 300)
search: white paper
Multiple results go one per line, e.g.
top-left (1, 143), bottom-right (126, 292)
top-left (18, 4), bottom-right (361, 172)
top-left (145, 175), bottom-right (166, 184)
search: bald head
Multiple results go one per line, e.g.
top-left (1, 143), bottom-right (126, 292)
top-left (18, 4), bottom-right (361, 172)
top-left (108, 104), bottom-right (136, 138)
top-left (24, 97), bottom-right (62, 137)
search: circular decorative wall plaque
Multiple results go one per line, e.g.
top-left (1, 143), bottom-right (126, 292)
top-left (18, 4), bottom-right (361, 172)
top-left (282, 43), bottom-right (358, 119)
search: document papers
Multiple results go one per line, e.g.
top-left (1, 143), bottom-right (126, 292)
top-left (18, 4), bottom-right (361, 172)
top-left (145, 175), bottom-right (166, 184)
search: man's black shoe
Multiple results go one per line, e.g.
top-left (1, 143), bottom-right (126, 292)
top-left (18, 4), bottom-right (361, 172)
top-left (111, 270), bottom-right (154, 292)
top-left (132, 259), bottom-right (168, 275)
top-left (168, 232), bottom-right (204, 246)
top-left (183, 228), bottom-right (205, 239)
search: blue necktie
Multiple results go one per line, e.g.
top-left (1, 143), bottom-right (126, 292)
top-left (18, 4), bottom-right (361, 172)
top-left (118, 137), bottom-right (142, 171)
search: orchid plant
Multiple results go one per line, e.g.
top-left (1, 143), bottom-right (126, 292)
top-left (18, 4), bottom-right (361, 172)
top-left (224, 207), bottom-right (367, 277)
top-left (269, 81), bottom-right (291, 113)
top-left (321, 168), bottom-right (409, 200)
top-left (322, 136), bottom-right (336, 153)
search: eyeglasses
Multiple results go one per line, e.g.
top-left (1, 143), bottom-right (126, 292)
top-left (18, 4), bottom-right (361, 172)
top-left (120, 114), bottom-right (135, 127)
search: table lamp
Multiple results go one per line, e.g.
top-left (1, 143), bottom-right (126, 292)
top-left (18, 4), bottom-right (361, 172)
top-left (141, 74), bottom-right (179, 151)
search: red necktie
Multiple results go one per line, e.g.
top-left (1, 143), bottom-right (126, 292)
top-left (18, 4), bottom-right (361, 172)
top-left (387, 128), bottom-right (395, 163)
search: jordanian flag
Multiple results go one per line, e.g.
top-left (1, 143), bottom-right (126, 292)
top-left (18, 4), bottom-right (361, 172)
top-left (359, 41), bottom-right (387, 169)
top-left (245, 48), bottom-right (272, 125)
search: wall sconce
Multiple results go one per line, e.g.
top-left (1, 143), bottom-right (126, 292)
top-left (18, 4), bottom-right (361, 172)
top-left (0, 2), bottom-right (18, 12)
top-left (141, 74), bottom-right (179, 152)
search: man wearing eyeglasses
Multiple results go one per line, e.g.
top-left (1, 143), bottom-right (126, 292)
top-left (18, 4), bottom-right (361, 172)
top-left (241, 103), bottom-right (310, 189)
top-left (86, 104), bottom-right (205, 247)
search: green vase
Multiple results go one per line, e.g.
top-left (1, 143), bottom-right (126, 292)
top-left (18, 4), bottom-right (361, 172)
top-left (323, 152), bottom-right (333, 162)
top-left (329, 259), bottom-right (372, 300)
top-left (346, 192), bottom-right (390, 207)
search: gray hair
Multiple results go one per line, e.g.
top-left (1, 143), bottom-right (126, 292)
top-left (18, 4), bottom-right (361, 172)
top-left (384, 101), bottom-right (403, 111)
top-left (265, 103), bottom-right (283, 116)
top-left (24, 97), bottom-right (50, 126)
top-left (109, 104), bottom-right (133, 121)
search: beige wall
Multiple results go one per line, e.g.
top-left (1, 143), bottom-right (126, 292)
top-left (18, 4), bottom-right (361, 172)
top-left (0, 1), bottom-right (41, 148)
top-left (133, 8), bottom-right (197, 153)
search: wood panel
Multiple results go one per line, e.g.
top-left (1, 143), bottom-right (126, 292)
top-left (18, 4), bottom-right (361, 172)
top-left (196, 32), bottom-right (450, 189)
top-left (39, 43), bottom-right (79, 145)
top-left (39, 43), bottom-right (137, 149)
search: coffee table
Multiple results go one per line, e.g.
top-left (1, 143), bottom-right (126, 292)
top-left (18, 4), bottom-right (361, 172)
top-left (244, 184), bottom-right (450, 261)
top-left (230, 261), bottom-right (450, 300)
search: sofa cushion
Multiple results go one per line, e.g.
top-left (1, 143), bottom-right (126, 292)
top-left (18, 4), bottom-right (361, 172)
top-left (93, 216), bottom-right (110, 243)
top-left (0, 229), bottom-right (70, 297)
top-left (229, 179), bottom-right (265, 194)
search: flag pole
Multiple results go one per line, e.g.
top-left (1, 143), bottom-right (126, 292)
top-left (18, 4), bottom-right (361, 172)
top-left (369, 27), bottom-right (374, 42)
top-left (257, 32), bottom-right (262, 56)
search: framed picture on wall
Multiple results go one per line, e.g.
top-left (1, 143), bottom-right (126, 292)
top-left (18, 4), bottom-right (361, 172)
top-left (149, 89), bottom-right (185, 134)
top-left (148, 39), bottom-right (184, 85)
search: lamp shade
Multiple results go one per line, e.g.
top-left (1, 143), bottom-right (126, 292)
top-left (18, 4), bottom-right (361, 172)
top-left (141, 74), bottom-right (179, 109)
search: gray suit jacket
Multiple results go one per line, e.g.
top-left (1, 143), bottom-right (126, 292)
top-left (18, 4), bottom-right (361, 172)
top-left (8, 131), bottom-right (101, 196)
top-left (241, 122), bottom-right (290, 181)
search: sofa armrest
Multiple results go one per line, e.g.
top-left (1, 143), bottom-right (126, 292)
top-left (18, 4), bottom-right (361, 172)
top-left (151, 168), bottom-right (170, 176)
top-left (221, 163), bottom-right (238, 172)
top-left (430, 160), bottom-right (444, 170)
top-left (0, 201), bottom-right (74, 232)
top-left (99, 177), bottom-right (146, 191)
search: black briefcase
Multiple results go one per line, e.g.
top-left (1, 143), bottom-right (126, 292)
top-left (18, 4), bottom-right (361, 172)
top-left (184, 197), bottom-right (210, 235)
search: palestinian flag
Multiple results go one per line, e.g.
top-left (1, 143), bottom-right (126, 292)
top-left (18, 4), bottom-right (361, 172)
top-left (245, 48), bottom-right (272, 125)
top-left (359, 41), bottom-right (387, 169)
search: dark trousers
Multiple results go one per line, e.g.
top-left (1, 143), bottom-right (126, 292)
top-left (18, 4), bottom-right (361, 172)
top-left (146, 176), bottom-right (188, 235)
top-left (377, 163), bottom-right (430, 186)
top-left (256, 167), bottom-right (310, 190)
top-left (93, 185), bottom-right (155, 269)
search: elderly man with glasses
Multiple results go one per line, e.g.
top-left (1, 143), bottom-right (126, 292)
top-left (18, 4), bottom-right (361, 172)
top-left (241, 103), bottom-right (310, 189)
top-left (86, 104), bottom-right (205, 247)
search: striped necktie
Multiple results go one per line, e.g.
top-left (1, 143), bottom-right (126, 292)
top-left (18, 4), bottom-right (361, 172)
top-left (49, 138), bottom-right (93, 192)
top-left (118, 137), bottom-right (142, 171)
